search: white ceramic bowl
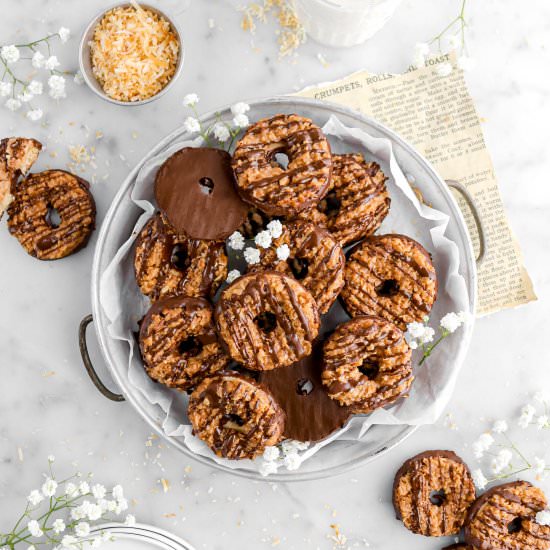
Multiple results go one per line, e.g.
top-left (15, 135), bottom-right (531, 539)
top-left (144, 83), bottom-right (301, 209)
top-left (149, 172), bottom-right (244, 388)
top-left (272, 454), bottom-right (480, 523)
top-left (78, 2), bottom-right (184, 106)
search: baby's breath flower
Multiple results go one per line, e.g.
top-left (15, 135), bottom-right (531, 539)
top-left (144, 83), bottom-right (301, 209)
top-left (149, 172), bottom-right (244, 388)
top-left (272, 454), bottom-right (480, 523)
top-left (281, 439), bottom-right (309, 453)
top-left (263, 446), bottom-right (280, 462)
top-left (519, 404), bottom-right (536, 428)
top-left (53, 518), bottom-right (66, 534)
top-left (65, 482), bottom-right (78, 497)
top-left (492, 420), bottom-right (508, 434)
top-left (254, 230), bottom-right (272, 249)
top-left (58, 27), bottom-right (71, 43)
top-left (79, 481), bottom-right (90, 495)
top-left (228, 231), bottom-right (245, 251)
top-left (27, 489), bottom-right (44, 506)
top-left (473, 432), bottom-right (494, 459)
top-left (276, 244), bottom-right (290, 261)
top-left (537, 415), bottom-right (549, 430)
top-left (232, 113), bottom-right (249, 129)
top-left (0, 81), bottom-right (13, 97)
top-left (212, 122), bottom-right (230, 142)
top-left (87, 503), bottom-right (103, 521)
top-left (183, 116), bottom-right (200, 134)
top-left (115, 497), bottom-right (128, 514)
top-left (112, 484), bottom-right (124, 500)
top-left (283, 452), bottom-right (301, 470)
top-left (182, 93), bottom-right (199, 107)
top-left (18, 90), bottom-right (34, 103)
top-left (231, 102), bottom-right (250, 116)
top-left (124, 514), bottom-right (136, 526)
top-left (244, 247), bottom-right (260, 265)
top-left (266, 219), bottom-right (283, 239)
top-left (436, 62), bottom-right (453, 77)
top-left (534, 456), bottom-right (546, 476)
top-left (48, 75), bottom-right (66, 99)
top-left (28, 80), bottom-right (44, 95)
top-left (408, 340), bottom-right (418, 350)
top-left (5, 98), bottom-right (22, 111)
top-left (27, 519), bottom-right (44, 538)
top-left (74, 71), bottom-right (84, 85)
top-left (490, 449), bottom-right (512, 474)
top-left (1, 45), bottom-right (20, 64)
top-left (31, 51), bottom-right (45, 68)
top-left (42, 477), bottom-right (58, 497)
top-left (259, 460), bottom-right (279, 476)
top-left (91, 483), bottom-right (106, 500)
top-left (75, 522), bottom-right (90, 538)
top-left (536, 510), bottom-right (550, 526)
top-left (440, 312), bottom-right (464, 333)
top-left (44, 55), bottom-right (60, 70)
top-left (472, 468), bottom-right (488, 490)
top-left (226, 269), bottom-right (241, 284)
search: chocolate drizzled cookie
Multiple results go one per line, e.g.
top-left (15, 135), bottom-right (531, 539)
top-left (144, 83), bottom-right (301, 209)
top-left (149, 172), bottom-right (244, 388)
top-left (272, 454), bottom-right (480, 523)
top-left (341, 234), bottom-right (437, 329)
top-left (7, 170), bottom-right (96, 260)
top-left (232, 114), bottom-right (332, 216)
top-left (0, 137), bottom-right (42, 215)
top-left (393, 450), bottom-right (476, 537)
top-left (296, 154), bottom-right (390, 246)
top-left (188, 372), bottom-right (285, 460)
top-left (464, 481), bottom-right (550, 549)
top-left (322, 315), bottom-right (413, 413)
top-left (215, 271), bottom-right (320, 371)
top-left (139, 296), bottom-right (230, 391)
top-left (134, 213), bottom-right (227, 301)
top-left (251, 220), bottom-right (345, 314)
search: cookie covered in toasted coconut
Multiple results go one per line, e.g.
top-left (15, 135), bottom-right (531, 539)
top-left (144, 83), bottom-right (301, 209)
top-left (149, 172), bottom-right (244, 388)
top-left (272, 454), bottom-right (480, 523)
top-left (322, 315), bottom-right (413, 413)
top-left (464, 481), bottom-right (550, 549)
top-left (295, 154), bottom-right (390, 246)
top-left (188, 372), bottom-right (285, 460)
top-left (251, 220), bottom-right (345, 314)
top-left (232, 114), bottom-right (332, 216)
top-left (341, 234), bottom-right (437, 330)
top-left (139, 296), bottom-right (230, 392)
top-left (215, 271), bottom-right (320, 371)
top-left (393, 450), bottom-right (476, 537)
top-left (7, 170), bottom-right (95, 260)
top-left (134, 212), bottom-right (227, 301)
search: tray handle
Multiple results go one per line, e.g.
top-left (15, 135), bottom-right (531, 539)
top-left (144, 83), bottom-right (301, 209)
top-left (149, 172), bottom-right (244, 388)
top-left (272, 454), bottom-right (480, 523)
top-left (79, 314), bottom-right (125, 402)
top-left (445, 179), bottom-right (486, 267)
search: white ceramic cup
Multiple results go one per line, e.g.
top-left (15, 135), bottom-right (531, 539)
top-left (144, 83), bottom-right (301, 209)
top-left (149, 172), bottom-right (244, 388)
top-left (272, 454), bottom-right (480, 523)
top-left (291, 0), bottom-right (402, 47)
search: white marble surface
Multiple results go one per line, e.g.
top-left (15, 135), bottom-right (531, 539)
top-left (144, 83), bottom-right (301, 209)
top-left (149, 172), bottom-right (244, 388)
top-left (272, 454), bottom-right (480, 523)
top-left (1, 0), bottom-right (550, 548)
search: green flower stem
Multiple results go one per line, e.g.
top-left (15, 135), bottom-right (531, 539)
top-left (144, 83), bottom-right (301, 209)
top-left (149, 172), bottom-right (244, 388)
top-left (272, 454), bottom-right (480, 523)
top-left (503, 433), bottom-right (532, 468)
top-left (418, 331), bottom-right (448, 366)
top-left (429, 0), bottom-right (467, 52)
top-left (13, 34), bottom-right (59, 49)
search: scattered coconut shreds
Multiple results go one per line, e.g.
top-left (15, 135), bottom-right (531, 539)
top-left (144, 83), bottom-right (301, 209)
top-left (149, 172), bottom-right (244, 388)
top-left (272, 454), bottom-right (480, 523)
top-left (17, 447), bottom-right (24, 462)
top-left (328, 524), bottom-right (347, 547)
top-left (160, 478), bottom-right (170, 492)
top-left (239, 0), bottom-right (306, 57)
top-left (90, 2), bottom-right (179, 102)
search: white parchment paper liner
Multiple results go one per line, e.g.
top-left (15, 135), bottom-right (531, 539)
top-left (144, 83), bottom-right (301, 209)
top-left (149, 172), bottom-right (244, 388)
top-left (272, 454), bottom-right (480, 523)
top-left (100, 116), bottom-right (471, 473)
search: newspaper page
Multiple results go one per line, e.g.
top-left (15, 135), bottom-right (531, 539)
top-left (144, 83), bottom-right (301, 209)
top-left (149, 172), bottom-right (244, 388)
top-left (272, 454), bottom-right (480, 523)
top-left (295, 54), bottom-right (536, 316)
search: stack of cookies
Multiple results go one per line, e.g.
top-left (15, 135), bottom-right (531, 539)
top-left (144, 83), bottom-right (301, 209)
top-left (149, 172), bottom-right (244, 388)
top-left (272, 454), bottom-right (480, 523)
top-left (134, 114), bottom-right (438, 462)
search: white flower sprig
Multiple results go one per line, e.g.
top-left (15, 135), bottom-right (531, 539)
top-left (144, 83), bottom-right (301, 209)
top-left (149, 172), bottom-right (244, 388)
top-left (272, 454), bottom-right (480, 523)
top-left (470, 395), bottom-right (550, 490)
top-left (406, 311), bottom-right (469, 365)
top-left (412, 0), bottom-right (474, 76)
top-left (259, 440), bottom-right (310, 476)
top-left (0, 457), bottom-right (135, 549)
top-left (0, 27), bottom-right (73, 121)
top-left (181, 94), bottom-right (250, 150)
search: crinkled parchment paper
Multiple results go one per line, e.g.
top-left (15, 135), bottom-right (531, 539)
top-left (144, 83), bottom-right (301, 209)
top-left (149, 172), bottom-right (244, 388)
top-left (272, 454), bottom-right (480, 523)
top-left (100, 116), bottom-right (471, 474)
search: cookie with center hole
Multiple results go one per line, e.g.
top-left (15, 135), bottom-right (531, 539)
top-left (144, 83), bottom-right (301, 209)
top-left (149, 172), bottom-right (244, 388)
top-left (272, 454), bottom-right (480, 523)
top-left (134, 212), bottom-right (227, 301)
top-left (188, 372), bottom-right (285, 460)
top-left (250, 220), bottom-right (345, 314)
top-left (341, 234), bottom-right (437, 330)
top-left (139, 296), bottom-right (230, 392)
top-left (7, 169), bottom-right (96, 260)
top-left (215, 271), bottom-right (320, 371)
top-left (232, 114), bottom-right (332, 216)
top-left (322, 315), bottom-right (413, 413)
top-left (393, 450), bottom-right (476, 537)
top-left (464, 481), bottom-right (550, 549)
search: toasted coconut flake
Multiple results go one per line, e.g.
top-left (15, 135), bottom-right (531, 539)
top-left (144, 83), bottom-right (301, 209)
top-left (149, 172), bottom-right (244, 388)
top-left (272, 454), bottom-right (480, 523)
top-left (90, 4), bottom-right (179, 102)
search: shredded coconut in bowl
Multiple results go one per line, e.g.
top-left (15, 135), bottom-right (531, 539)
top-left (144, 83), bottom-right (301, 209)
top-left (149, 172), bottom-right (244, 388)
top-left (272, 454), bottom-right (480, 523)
top-left (90, 2), bottom-right (179, 102)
